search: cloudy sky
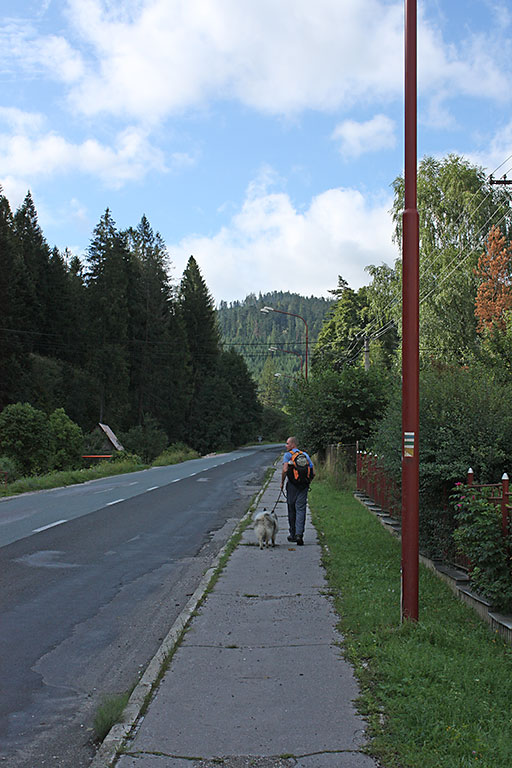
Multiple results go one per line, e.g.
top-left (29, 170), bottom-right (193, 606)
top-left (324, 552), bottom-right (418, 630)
top-left (1, 0), bottom-right (511, 304)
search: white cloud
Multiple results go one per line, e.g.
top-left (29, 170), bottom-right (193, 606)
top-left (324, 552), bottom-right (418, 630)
top-left (2, 1), bottom-right (510, 127)
top-left (1, 22), bottom-right (84, 83)
top-left (61, 0), bottom-right (402, 120)
top-left (417, 7), bottom-right (510, 125)
top-left (0, 107), bottom-right (46, 133)
top-left (332, 115), bottom-right (396, 160)
top-left (0, 175), bottom-right (30, 210)
top-left (168, 171), bottom-right (396, 303)
top-left (465, 120), bottom-right (512, 177)
top-left (0, 126), bottom-right (166, 188)
top-left (53, 0), bottom-right (509, 123)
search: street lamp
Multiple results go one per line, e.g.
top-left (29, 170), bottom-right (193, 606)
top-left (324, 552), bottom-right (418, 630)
top-left (260, 306), bottom-right (309, 379)
top-left (268, 346), bottom-right (304, 375)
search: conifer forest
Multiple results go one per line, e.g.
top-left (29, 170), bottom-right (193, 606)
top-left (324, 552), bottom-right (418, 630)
top-left (0, 189), bottom-right (269, 457)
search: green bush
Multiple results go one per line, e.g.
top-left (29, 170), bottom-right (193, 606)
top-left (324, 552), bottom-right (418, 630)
top-left (48, 408), bottom-right (84, 471)
top-left (0, 455), bottom-right (20, 483)
top-left (119, 416), bottom-right (168, 463)
top-left (109, 450), bottom-right (143, 464)
top-left (0, 402), bottom-right (52, 475)
top-left (152, 442), bottom-right (200, 466)
top-left (452, 483), bottom-right (512, 611)
top-left (371, 363), bottom-right (512, 558)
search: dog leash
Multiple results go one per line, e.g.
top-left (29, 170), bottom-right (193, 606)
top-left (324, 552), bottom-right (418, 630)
top-left (271, 487), bottom-right (284, 514)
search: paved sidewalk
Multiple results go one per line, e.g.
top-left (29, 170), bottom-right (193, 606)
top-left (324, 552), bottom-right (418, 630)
top-left (107, 467), bottom-right (380, 768)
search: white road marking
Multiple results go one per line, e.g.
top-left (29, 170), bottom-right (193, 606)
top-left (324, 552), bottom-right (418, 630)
top-left (106, 499), bottom-right (124, 506)
top-left (33, 519), bottom-right (68, 533)
top-left (146, 486), bottom-right (159, 491)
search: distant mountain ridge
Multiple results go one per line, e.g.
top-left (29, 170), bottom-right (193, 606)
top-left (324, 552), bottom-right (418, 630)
top-left (217, 291), bottom-right (334, 379)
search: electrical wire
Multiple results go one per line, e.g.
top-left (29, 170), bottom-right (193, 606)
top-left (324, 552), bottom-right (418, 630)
top-left (490, 153), bottom-right (512, 177)
top-left (328, 170), bottom-right (512, 365)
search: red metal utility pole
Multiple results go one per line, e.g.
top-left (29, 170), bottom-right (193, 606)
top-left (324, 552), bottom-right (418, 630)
top-left (401, 0), bottom-right (419, 621)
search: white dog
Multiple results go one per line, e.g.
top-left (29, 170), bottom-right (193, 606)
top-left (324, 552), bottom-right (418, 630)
top-left (253, 509), bottom-right (279, 549)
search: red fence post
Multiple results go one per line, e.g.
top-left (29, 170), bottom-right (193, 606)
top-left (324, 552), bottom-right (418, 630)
top-left (467, 467), bottom-right (474, 486)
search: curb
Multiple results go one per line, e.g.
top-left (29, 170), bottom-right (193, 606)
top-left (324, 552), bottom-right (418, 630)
top-left (90, 464), bottom-right (277, 768)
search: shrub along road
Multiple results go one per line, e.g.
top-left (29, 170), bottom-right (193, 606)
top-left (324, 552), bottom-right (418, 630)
top-left (0, 445), bottom-right (279, 768)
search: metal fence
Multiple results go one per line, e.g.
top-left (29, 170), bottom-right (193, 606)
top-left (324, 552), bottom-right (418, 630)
top-left (356, 450), bottom-right (401, 520)
top-left (356, 453), bottom-right (511, 548)
top-left (465, 468), bottom-right (511, 539)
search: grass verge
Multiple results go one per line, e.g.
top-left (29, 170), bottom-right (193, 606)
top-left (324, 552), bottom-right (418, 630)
top-left (0, 445), bottom-right (201, 498)
top-left (309, 479), bottom-right (512, 768)
top-left (0, 459), bottom-right (148, 497)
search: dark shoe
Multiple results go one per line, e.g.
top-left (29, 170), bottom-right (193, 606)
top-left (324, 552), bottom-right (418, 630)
top-left (296, 536), bottom-right (304, 546)
top-left (287, 535), bottom-right (297, 542)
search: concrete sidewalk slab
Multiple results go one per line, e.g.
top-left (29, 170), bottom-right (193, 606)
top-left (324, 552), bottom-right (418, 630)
top-left (109, 469), bottom-right (380, 768)
top-left (187, 592), bottom-right (338, 647)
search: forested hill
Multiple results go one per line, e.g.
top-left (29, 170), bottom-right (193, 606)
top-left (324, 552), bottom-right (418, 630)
top-left (217, 291), bottom-right (333, 379)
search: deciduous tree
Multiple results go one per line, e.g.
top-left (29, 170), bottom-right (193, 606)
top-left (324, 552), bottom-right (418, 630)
top-left (474, 225), bottom-right (512, 334)
top-left (392, 154), bottom-right (512, 362)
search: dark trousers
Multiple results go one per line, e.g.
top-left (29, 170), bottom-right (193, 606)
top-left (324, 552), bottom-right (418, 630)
top-left (286, 482), bottom-right (308, 538)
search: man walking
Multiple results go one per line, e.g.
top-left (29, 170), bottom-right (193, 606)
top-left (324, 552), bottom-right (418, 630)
top-left (281, 436), bottom-right (314, 546)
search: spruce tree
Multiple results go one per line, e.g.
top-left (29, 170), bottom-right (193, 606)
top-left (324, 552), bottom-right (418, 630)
top-left (85, 209), bottom-right (131, 427)
top-left (125, 216), bottom-right (191, 438)
top-left (218, 349), bottom-right (262, 445)
top-left (0, 188), bottom-right (27, 408)
top-left (179, 255), bottom-right (220, 380)
top-left (13, 192), bottom-right (52, 356)
top-left (179, 256), bottom-right (222, 450)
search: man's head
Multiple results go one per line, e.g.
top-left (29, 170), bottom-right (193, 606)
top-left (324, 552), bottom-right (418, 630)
top-left (286, 436), bottom-right (297, 451)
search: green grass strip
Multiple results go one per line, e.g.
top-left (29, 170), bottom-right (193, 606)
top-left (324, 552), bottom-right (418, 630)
top-left (309, 480), bottom-right (512, 768)
top-left (0, 446), bottom-right (201, 497)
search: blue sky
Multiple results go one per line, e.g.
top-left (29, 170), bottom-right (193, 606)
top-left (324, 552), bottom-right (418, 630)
top-left (1, 0), bottom-right (511, 304)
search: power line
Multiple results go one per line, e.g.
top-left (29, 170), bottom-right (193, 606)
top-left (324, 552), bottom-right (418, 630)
top-left (490, 153), bottom-right (512, 177)
top-left (331, 173), bottom-right (512, 365)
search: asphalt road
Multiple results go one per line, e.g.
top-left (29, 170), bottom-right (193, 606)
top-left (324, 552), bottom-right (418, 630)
top-left (0, 444), bottom-right (280, 768)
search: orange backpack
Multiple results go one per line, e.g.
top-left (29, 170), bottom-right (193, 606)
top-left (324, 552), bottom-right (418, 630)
top-left (287, 450), bottom-right (314, 487)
